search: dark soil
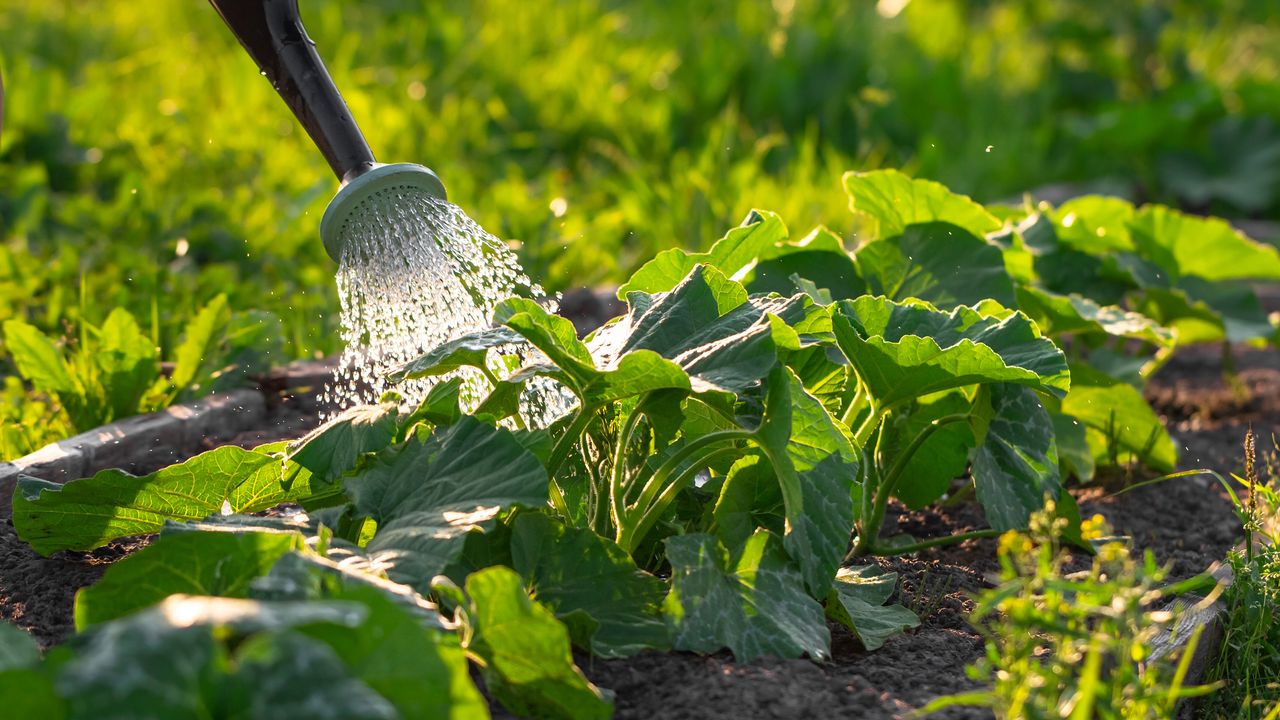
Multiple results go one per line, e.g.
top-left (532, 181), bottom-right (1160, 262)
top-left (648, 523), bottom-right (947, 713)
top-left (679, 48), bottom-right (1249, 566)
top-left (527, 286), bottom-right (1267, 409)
top-left (1, 301), bottom-right (1276, 717)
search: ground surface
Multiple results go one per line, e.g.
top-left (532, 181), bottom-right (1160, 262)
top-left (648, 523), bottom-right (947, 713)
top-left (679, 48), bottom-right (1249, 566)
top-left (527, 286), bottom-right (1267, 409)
top-left (0, 335), bottom-right (1274, 718)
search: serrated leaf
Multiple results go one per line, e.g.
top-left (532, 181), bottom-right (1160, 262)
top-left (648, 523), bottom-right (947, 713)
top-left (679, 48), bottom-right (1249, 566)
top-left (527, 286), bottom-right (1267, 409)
top-left (753, 366), bottom-right (859, 596)
top-left (855, 222), bottom-right (1016, 308)
top-left (663, 531), bottom-right (829, 662)
top-left (463, 567), bottom-right (613, 720)
top-left (1059, 363), bottom-right (1176, 472)
top-left (832, 296), bottom-right (1070, 410)
top-left (74, 530), bottom-right (304, 629)
top-left (619, 210), bottom-right (788, 296)
top-left (604, 265), bottom-right (815, 395)
top-left (389, 326), bottom-right (524, 382)
top-left (748, 250), bottom-right (865, 301)
top-left (843, 169), bottom-right (1001, 241)
top-left (1129, 205), bottom-right (1280, 282)
top-left (497, 298), bottom-right (690, 405)
top-left (825, 566), bottom-right (919, 651)
top-left (286, 401), bottom-right (399, 483)
top-left (970, 385), bottom-right (1061, 531)
top-left (14, 445), bottom-right (308, 555)
top-left (510, 512), bottom-right (669, 658)
top-left (1015, 286), bottom-right (1173, 347)
top-left (346, 417), bottom-right (547, 590)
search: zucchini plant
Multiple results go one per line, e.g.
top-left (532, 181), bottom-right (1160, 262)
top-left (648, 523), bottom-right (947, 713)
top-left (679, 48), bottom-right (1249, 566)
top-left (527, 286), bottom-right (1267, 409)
top-left (6, 170), bottom-right (1279, 719)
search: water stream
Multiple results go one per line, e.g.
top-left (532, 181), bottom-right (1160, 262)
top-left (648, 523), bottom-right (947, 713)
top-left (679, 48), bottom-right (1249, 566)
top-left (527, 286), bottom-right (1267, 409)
top-left (321, 187), bottom-right (569, 425)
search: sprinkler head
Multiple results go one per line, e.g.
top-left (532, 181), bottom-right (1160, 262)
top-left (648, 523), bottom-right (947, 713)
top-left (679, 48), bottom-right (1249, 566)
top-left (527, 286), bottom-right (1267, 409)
top-left (319, 163), bottom-right (448, 263)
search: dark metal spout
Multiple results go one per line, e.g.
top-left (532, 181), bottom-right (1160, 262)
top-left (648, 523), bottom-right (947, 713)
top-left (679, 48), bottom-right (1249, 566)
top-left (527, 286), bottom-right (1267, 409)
top-left (208, 0), bottom-right (375, 181)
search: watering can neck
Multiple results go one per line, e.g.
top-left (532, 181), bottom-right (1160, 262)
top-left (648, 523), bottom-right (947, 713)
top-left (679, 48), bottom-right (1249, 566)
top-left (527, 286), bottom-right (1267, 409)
top-left (208, 0), bottom-right (375, 181)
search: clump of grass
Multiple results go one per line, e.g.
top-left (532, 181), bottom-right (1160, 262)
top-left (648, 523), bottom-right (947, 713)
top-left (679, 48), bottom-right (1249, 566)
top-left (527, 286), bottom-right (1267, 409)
top-left (1202, 429), bottom-right (1280, 719)
top-left (921, 501), bottom-right (1217, 718)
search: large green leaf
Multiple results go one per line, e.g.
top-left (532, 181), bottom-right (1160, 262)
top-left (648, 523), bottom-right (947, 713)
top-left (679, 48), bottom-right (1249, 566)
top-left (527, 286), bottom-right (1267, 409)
top-left (510, 512), bottom-right (669, 658)
top-left (1050, 196), bottom-right (1136, 253)
top-left (297, 585), bottom-right (487, 720)
top-left (832, 296), bottom-right (1070, 410)
top-left (753, 366), bottom-right (859, 596)
top-left (663, 531), bottom-right (830, 662)
top-left (843, 169), bottom-right (1001, 241)
top-left (607, 264), bottom-right (806, 395)
top-left (1058, 364), bottom-right (1177, 472)
top-left (74, 529), bottom-right (304, 629)
top-left (2, 319), bottom-right (76, 396)
top-left (14, 445), bottom-right (309, 555)
top-left (1136, 278), bottom-right (1277, 344)
top-left (970, 385), bottom-right (1062, 531)
top-left (495, 297), bottom-right (691, 405)
top-left (227, 632), bottom-right (400, 719)
top-left (56, 595), bottom-right (372, 720)
top-left (1015, 286), bottom-right (1173, 347)
top-left (712, 454), bottom-right (784, 549)
top-left (1129, 205), bottom-right (1280, 283)
top-left (286, 401), bottom-right (399, 483)
top-left (619, 210), bottom-right (788, 296)
top-left (882, 390), bottom-right (975, 509)
top-left (389, 326), bottom-right (523, 383)
top-left (462, 567), bottom-right (613, 720)
top-left (824, 566), bottom-right (919, 651)
top-left (855, 222), bottom-right (1016, 308)
top-left (346, 417), bottom-right (548, 590)
top-left (96, 307), bottom-right (158, 420)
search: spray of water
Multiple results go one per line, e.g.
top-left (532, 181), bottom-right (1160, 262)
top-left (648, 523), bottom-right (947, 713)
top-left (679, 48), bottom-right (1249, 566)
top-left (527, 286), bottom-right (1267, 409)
top-left (322, 187), bottom-right (571, 426)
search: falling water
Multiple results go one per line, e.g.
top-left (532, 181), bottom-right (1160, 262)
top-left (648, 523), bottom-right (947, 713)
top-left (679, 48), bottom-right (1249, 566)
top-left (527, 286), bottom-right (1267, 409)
top-left (322, 187), bottom-right (570, 426)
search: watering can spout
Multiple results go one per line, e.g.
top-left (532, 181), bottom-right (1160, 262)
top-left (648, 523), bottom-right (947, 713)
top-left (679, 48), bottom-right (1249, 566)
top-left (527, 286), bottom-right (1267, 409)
top-left (208, 0), bottom-right (446, 260)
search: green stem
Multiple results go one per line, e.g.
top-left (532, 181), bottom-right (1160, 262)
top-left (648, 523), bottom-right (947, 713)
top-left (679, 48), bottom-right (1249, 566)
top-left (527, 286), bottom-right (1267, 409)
top-left (546, 405), bottom-right (595, 479)
top-left (609, 406), bottom-right (647, 535)
top-left (850, 403), bottom-right (883, 451)
top-left (840, 380), bottom-right (867, 427)
top-left (479, 364), bottom-right (524, 430)
top-left (626, 429), bottom-right (752, 517)
top-left (868, 528), bottom-right (1002, 556)
top-left (620, 446), bottom-right (738, 552)
top-left (853, 413), bottom-right (969, 556)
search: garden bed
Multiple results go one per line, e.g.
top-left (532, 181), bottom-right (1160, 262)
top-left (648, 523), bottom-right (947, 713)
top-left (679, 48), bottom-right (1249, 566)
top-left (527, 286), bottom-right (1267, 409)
top-left (2, 329), bottom-right (1272, 718)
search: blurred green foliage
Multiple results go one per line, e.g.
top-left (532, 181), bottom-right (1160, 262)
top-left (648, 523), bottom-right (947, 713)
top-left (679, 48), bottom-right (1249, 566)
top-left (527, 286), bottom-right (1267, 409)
top-left (0, 0), bottom-right (1277, 454)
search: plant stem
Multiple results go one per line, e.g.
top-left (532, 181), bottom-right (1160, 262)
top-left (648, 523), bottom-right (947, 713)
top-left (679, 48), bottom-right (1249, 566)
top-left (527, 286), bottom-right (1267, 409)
top-left (546, 405), bottom-right (595, 479)
top-left (839, 379), bottom-right (867, 426)
top-left (850, 402), bottom-right (883, 451)
top-left (620, 446), bottom-right (738, 552)
top-left (627, 429), bottom-right (752, 516)
top-left (479, 364), bottom-right (525, 430)
top-left (609, 406), bottom-right (647, 535)
top-left (853, 413), bottom-right (970, 556)
top-left (869, 528), bottom-right (1003, 556)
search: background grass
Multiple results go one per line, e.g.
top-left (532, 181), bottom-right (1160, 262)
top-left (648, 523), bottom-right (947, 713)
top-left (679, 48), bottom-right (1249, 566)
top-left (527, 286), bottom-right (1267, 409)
top-left (1, 0), bottom-right (1278, 453)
